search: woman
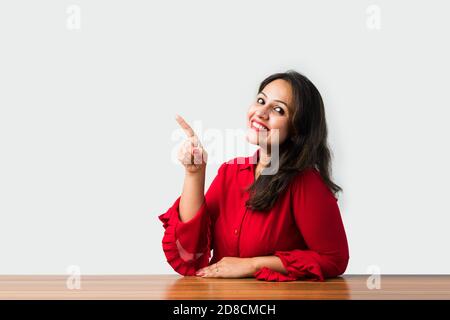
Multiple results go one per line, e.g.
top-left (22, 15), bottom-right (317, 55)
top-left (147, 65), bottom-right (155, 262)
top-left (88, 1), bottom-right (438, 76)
top-left (158, 70), bottom-right (349, 281)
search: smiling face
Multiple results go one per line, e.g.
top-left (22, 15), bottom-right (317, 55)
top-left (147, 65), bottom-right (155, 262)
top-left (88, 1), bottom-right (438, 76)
top-left (246, 79), bottom-right (293, 150)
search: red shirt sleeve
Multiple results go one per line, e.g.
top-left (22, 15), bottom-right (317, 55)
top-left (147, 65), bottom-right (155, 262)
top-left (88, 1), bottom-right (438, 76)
top-left (158, 163), bottom-right (225, 276)
top-left (254, 169), bottom-right (350, 282)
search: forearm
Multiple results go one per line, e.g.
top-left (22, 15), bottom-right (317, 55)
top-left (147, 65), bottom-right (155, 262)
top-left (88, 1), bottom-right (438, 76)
top-left (179, 170), bottom-right (206, 222)
top-left (251, 256), bottom-right (288, 275)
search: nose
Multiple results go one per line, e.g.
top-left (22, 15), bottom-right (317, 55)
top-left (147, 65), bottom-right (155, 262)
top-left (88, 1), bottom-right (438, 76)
top-left (255, 105), bottom-right (270, 119)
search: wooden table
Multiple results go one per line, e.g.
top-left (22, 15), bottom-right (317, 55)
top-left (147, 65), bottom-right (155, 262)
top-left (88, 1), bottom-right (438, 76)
top-left (0, 275), bottom-right (449, 300)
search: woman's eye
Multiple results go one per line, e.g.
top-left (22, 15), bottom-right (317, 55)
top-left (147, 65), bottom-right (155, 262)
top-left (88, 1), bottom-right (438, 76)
top-left (274, 106), bottom-right (285, 115)
top-left (257, 97), bottom-right (264, 104)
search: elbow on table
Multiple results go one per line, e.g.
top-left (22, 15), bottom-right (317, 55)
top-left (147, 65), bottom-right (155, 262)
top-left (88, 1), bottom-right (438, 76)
top-left (327, 254), bottom-right (349, 279)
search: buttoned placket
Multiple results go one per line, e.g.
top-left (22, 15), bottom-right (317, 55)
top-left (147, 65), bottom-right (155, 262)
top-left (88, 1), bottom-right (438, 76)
top-left (237, 206), bottom-right (252, 257)
top-left (234, 151), bottom-right (258, 257)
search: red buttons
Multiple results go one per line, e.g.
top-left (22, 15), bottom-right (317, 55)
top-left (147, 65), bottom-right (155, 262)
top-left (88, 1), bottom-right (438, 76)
top-left (234, 229), bottom-right (238, 236)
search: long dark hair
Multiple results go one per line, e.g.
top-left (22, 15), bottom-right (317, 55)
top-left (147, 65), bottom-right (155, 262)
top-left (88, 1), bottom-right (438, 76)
top-left (245, 70), bottom-right (342, 212)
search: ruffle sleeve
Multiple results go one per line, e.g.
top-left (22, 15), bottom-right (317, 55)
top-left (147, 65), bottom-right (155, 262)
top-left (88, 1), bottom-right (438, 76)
top-left (158, 163), bottom-right (226, 276)
top-left (253, 250), bottom-right (326, 281)
top-left (158, 196), bottom-right (212, 276)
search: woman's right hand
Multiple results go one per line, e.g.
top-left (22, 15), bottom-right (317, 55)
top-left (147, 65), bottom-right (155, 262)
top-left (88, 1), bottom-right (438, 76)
top-left (175, 114), bottom-right (208, 174)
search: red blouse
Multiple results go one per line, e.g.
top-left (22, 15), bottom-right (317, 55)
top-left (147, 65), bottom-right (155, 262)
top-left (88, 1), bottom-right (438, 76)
top-left (158, 149), bottom-right (349, 281)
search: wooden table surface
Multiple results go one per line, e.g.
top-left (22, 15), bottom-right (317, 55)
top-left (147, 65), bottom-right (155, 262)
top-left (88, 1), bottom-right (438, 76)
top-left (0, 275), bottom-right (449, 300)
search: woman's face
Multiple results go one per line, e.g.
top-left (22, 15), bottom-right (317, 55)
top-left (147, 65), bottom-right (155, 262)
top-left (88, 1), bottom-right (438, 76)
top-left (246, 79), bottom-right (293, 149)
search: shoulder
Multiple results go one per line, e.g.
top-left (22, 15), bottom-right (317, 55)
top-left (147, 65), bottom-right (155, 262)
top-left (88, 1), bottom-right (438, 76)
top-left (220, 155), bottom-right (254, 171)
top-left (294, 167), bottom-right (322, 184)
top-left (209, 156), bottom-right (253, 185)
top-left (290, 168), bottom-right (337, 201)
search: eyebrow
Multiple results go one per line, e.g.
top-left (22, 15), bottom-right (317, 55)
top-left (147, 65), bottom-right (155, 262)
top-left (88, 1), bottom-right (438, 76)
top-left (259, 91), bottom-right (288, 108)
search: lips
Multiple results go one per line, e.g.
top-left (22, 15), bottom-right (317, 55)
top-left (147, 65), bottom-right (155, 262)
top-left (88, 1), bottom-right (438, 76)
top-left (250, 119), bottom-right (270, 131)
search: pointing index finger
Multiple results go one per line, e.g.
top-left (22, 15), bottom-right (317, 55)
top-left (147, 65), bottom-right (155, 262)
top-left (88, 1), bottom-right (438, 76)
top-left (175, 114), bottom-right (196, 138)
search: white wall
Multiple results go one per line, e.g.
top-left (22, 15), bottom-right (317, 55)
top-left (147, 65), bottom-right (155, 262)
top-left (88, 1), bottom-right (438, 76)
top-left (0, 0), bottom-right (449, 274)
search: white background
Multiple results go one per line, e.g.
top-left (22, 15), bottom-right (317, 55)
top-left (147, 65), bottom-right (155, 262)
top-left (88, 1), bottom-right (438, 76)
top-left (0, 0), bottom-right (449, 274)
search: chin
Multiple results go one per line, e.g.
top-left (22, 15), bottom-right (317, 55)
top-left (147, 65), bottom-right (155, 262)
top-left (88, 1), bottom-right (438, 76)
top-left (246, 136), bottom-right (270, 148)
top-left (245, 128), bottom-right (258, 145)
top-left (245, 135), bottom-right (257, 145)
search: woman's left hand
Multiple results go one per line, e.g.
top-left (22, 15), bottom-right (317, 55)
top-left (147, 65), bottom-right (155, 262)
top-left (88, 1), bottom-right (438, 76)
top-left (196, 257), bottom-right (257, 278)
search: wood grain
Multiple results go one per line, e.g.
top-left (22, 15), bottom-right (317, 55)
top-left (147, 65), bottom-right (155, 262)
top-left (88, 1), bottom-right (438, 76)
top-left (0, 275), bottom-right (449, 300)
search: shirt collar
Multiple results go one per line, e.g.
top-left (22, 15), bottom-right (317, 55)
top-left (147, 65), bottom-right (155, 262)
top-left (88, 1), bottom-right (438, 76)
top-left (237, 148), bottom-right (260, 171)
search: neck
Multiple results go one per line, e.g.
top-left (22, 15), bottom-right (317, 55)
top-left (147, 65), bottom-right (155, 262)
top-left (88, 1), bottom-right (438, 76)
top-left (258, 148), bottom-right (271, 167)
